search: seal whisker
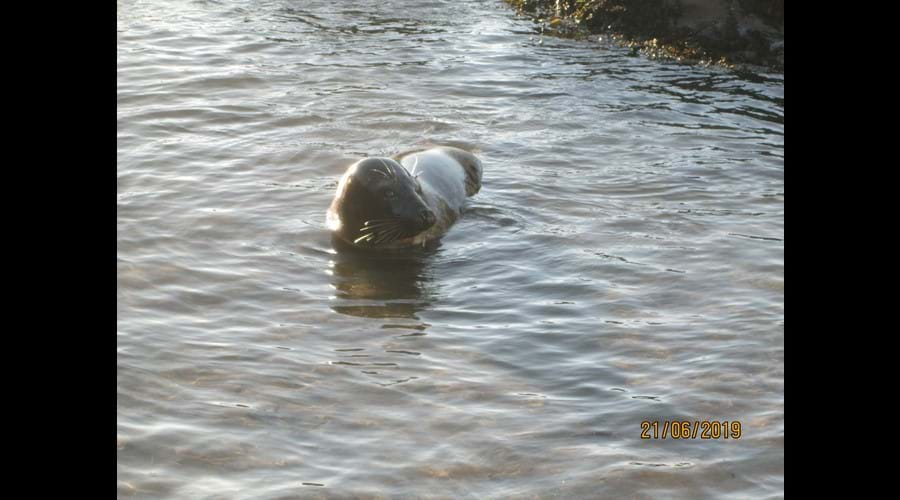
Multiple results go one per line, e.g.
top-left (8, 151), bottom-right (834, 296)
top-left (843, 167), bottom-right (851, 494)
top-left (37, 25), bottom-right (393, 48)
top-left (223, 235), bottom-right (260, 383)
top-left (382, 226), bottom-right (406, 243)
top-left (357, 220), bottom-right (406, 244)
top-left (377, 158), bottom-right (396, 179)
top-left (372, 224), bottom-right (404, 244)
top-left (373, 229), bottom-right (398, 245)
top-left (360, 221), bottom-right (399, 230)
top-left (362, 219), bottom-right (402, 228)
top-left (363, 218), bottom-right (403, 226)
top-left (391, 228), bottom-right (411, 242)
top-left (360, 222), bottom-right (403, 233)
top-left (353, 233), bottom-right (376, 244)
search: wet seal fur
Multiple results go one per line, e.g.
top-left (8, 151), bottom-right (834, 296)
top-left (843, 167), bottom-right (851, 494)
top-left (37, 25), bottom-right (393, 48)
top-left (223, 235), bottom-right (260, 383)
top-left (327, 146), bottom-right (483, 249)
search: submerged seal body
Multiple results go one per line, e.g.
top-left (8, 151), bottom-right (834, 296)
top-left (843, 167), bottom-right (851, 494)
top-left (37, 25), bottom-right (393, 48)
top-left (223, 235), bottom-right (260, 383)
top-left (327, 146), bottom-right (483, 249)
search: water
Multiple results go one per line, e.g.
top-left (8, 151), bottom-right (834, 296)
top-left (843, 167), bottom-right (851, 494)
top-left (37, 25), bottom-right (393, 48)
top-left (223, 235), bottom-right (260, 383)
top-left (117, 0), bottom-right (784, 497)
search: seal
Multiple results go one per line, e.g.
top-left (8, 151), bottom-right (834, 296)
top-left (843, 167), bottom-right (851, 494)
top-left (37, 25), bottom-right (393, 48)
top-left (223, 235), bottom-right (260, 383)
top-left (327, 146), bottom-right (483, 249)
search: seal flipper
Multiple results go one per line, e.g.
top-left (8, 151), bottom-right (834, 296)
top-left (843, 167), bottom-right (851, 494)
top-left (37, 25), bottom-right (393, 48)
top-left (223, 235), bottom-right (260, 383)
top-left (435, 146), bottom-right (483, 197)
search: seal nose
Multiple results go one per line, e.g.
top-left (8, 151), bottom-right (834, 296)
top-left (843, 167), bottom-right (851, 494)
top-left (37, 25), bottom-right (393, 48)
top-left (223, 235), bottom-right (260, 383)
top-left (419, 209), bottom-right (436, 228)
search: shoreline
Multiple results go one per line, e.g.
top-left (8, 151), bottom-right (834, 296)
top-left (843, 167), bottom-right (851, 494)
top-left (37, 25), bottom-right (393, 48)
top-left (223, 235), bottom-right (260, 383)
top-left (505, 0), bottom-right (784, 72)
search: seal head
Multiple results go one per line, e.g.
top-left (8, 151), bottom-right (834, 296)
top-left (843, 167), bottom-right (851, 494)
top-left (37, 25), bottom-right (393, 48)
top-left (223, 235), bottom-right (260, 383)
top-left (327, 157), bottom-right (436, 248)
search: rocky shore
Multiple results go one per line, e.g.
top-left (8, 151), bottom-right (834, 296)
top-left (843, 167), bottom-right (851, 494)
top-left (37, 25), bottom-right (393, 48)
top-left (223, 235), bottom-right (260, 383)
top-left (505, 0), bottom-right (784, 71)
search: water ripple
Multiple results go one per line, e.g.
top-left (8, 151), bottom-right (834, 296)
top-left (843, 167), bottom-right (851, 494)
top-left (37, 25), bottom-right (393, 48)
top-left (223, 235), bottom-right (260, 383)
top-left (119, 0), bottom-right (783, 497)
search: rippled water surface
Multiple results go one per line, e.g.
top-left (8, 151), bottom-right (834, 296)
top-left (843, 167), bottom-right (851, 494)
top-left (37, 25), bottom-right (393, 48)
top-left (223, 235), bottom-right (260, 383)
top-left (117, 0), bottom-right (784, 497)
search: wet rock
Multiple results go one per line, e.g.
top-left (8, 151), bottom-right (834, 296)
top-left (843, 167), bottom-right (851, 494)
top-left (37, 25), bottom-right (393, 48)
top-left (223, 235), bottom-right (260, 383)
top-left (505, 0), bottom-right (784, 71)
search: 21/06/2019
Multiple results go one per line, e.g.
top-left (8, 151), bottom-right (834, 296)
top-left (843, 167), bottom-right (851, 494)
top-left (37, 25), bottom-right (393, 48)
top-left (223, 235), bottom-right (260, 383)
top-left (641, 420), bottom-right (743, 439)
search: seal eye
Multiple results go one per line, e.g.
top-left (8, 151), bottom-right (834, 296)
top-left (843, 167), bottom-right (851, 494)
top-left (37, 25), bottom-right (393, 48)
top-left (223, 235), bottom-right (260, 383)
top-left (385, 190), bottom-right (396, 199)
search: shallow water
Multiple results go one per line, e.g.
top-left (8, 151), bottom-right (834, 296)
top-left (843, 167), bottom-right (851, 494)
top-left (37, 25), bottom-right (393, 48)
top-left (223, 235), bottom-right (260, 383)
top-left (117, 0), bottom-right (784, 498)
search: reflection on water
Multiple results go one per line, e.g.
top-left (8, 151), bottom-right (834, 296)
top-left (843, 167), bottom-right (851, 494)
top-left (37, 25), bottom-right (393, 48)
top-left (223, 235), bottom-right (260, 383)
top-left (328, 235), bottom-right (439, 324)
